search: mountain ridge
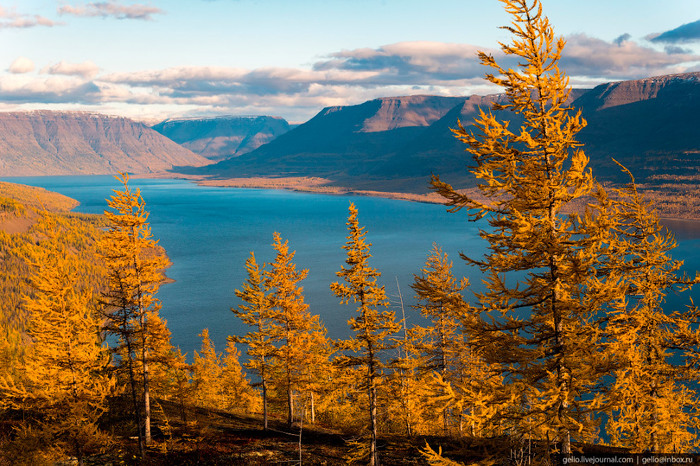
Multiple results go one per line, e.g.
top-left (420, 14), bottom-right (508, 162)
top-left (151, 115), bottom-right (292, 161)
top-left (0, 111), bottom-right (210, 176)
top-left (192, 72), bottom-right (700, 193)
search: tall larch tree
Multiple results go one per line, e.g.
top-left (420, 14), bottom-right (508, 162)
top-left (331, 203), bottom-right (401, 466)
top-left (100, 172), bottom-right (170, 453)
top-left (605, 166), bottom-right (699, 452)
top-left (430, 0), bottom-right (623, 454)
top-left (265, 232), bottom-right (330, 429)
top-left (0, 224), bottom-right (113, 465)
top-left (411, 244), bottom-right (500, 437)
top-left (232, 251), bottom-right (276, 430)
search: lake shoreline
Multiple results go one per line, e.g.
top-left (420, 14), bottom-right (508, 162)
top-left (142, 172), bottom-right (700, 222)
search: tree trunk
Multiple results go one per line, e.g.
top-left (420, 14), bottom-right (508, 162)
top-left (141, 311), bottom-right (152, 446)
top-left (262, 378), bottom-right (268, 430)
top-left (124, 325), bottom-right (145, 458)
top-left (310, 391), bottom-right (315, 424)
top-left (288, 386), bottom-right (294, 428)
top-left (369, 384), bottom-right (379, 466)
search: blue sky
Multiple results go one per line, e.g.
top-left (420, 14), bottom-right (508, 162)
top-left (1, 0), bottom-right (699, 123)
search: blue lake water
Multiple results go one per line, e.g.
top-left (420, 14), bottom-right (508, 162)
top-left (4, 175), bottom-right (699, 358)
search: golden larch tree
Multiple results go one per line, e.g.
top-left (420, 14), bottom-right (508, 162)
top-left (605, 167), bottom-right (699, 452)
top-left (192, 328), bottom-right (224, 409)
top-left (264, 232), bottom-right (331, 429)
top-left (220, 339), bottom-right (261, 413)
top-left (99, 172), bottom-right (170, 453)
top-left (430, 0), bottom-right (624, 453)
top-left (331, 202), bottom-right (401, 466)
top-left (411, 244), bottom-right (500, 437)
top-left (232, 251), bottom-right (276, 430)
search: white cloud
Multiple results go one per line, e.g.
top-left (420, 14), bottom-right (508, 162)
top-left (58, 1), bottom-right (165, 21)
top-left (0, 6), bottom-right (63, 28)
top-left (561, 33), bottom-right (700, 79)
top-left (42, 60), bottom-right (100, 79)
top-left (9, 57), bottom-right (35, 74)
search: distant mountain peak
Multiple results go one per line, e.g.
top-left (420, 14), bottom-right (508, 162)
top-left (189, 71), bottom-right (700, 197)
top-left (152, 115), bottom-right (292, 161)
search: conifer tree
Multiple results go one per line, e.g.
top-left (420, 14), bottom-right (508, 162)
top-left (192, 328), bottom-right (224, 409)
top-left (1, 226), bottom-right (113, 465)
top-left (430, 0), bottom-right (623, 453)
top-left (386, 325), bottom-right (429, 436)
top-left (331, 203), bottom-right (401, 466)
top-left (411, 245), bottom-right (468, 432)
top-left (265, 232), bottom-right (331, 429)
top-left (605, 166), bottom-right (699, 452)
top-left (411, 245), bottom-right (500, 436)
top-left (232, 251), bottom-right (276, 430)
top-left (100, 172), bottom-right (170, 452)
top-left (220, 339), bottom-right (260, 413)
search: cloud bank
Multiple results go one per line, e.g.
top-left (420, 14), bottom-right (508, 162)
top-left (0, 35), bottom-right (698, 122)
top-left (649, 19), bottom-right (700, 44)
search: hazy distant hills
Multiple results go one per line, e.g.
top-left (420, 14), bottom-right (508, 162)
top-left (193, 73), bottom-right (700, 193)
top-left (151, 115), bottom-right (292, 161)
top-left (0, 111), bottom-right (210, 177)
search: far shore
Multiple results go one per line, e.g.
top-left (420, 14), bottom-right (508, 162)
top-left (139, 172), bottom-right (700, 223)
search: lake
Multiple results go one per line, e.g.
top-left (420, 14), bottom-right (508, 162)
top-left (4, 175), bottom-right (699, 358)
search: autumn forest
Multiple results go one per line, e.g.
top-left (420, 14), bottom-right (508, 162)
top-left (1, 1), bottom-right (700, 465)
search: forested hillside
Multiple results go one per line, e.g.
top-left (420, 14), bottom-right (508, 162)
top-left (1, 0), bottom-right (699, 464)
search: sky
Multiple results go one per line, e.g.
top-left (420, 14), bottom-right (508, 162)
top-left (1, 0), bottom-right (699, 124)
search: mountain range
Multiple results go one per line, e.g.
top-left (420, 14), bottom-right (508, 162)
top-left (0, 72), bottom-right (697, 197)
top-left (151, 115), bottom-right (292, 161)
top-left (0, 112), bottom-right (209, 177)
top-left (192, 72), bottom-right (700, 193)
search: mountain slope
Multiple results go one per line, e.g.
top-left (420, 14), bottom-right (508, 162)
top-left (192, 73), bottom-right (699, 193)
top-left (574, 73), bottom-right (700, 182)
top-left (0, 111), bottom-right (210, 176)
top-left (193, 95), bottom-right (467, 183)
top-left (152, 115), bottom-right (292, 161)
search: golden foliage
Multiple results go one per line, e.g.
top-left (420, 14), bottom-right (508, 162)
top-left (331, 202), bottom-right (401, 465)
top-left (99, 172), bottom-right (172, 450)
top-left (0, 223), bottom-right (113, 463)
top-left (430, 0), bottom-right (626, 454)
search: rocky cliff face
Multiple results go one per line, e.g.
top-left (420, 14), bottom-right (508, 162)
top-left (152, 115), bottom-right (292, 161)
top-left (574, 72), bottom-right (700, 111)
top-left (0, 111), bottom-right (210, 176)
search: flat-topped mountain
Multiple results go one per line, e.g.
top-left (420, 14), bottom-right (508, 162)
top-left (192, 73), bottom-right (700, 193)
top-left (0, 111), bottom-right (210, 176)
top-left (152, 115), bottom-right (292, 161)
top-left (326, 94), bottom-right (468, 132)
top-left (192, 95), bottom-right (468, 187)
top-left (573, 73), bottom-right (700, 182)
